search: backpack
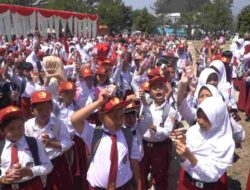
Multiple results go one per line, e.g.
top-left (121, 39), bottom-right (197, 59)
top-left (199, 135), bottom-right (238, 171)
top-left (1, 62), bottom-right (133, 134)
top-left (89, 126), bottom-right (133, 163)
top-left (0, 136), bottom-right (40, 166)
top-left (146, 97), bottom-right (171, 125)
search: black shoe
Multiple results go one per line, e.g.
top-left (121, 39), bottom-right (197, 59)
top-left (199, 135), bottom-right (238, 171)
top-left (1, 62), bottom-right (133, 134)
top-left (245, 117), bottom-right (250, 122)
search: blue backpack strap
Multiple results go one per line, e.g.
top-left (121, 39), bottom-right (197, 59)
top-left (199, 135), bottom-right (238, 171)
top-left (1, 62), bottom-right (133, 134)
top-left (25, 136), bottom-right (40, 166)
top-left (162, 103), bottom-right (171, 125)
top-left (90, 126), bottom-right (103, 163)
top-left (121, 128), bottom-right (133, 158)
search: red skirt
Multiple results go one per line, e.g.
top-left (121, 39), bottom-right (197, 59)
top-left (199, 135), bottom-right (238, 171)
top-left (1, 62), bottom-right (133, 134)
top-left (140, 139), bottom-right (172, 190)
top-left (177, 167), bottom-right (228, 190)
top-left (45, 154), bottom-right (73, 190)
top-left (246, 169), bottom-right (250, 190)
top-left (2, 177), bottom-right (43, 190)
top-left (237, 79), bottom-right (248, 111)
top-left (71, 135), bottom-right (88, 190)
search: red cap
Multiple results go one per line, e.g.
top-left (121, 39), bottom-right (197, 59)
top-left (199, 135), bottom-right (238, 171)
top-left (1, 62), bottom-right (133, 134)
top-left (147, 67), bottom-right (161, 78)
top-left (31, 90), bottom-right (52, 105)
top-left (124, 100), bottom-right (141, 113)
top-left (99, 97), bottom-right (130, 114)
top-left (178, 44), bottom-right (185, 49)
top-left (149, 76), bottom-right (168, 87)
top-left (0, 48), bottom-right (6, 55)
top-left (96, 66), bottom-right (107, 75)
top-left (102, 58), bottom-right (114, 67)
top-left (136, 39), bottom-right (142, 45)
top-left (81, 67), bottom-right (93, 78)
top-left (58, 81), bottom-right (76, 92)
top-left (37, 51), bottom-right (45, 59)
top-left (0, 106), bottom-right (23, 124)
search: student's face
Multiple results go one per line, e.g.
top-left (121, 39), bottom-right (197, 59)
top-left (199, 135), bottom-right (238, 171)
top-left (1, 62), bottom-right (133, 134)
top-left (206, 73), bottom-right (219, 87)
top-left (124, 112), bottom-right (137, 127)
top-left (84, 77), bottom-right (93, 88)
top-left (33, 101), bottom-right (52, 122)
top-left (3, 118), bottom-right (25, 142)
top-left (197, 109), bottom-right (211, 131)
top-left (61, 90), bottom-right (75, 105)
top-left (198, 88), bottom-right (212, 104)
top-left (166, 66), bottom-right (175, 80)
top-left (23, 69), bottom-right (32, 80)
top-left (150, 83), bottom-right (167, 103)
top-left (102, 108), bottom-right (124, 130)
top-left (97, 74), bottom-right (108, 85)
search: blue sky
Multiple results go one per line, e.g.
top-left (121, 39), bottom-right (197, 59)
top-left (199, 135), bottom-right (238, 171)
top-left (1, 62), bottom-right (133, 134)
top-left (123, 0), bottom-right (250, 15)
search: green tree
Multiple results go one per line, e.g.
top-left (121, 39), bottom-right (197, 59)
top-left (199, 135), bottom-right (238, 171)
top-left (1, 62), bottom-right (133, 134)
top-left (237, 4), bottom-right (250, 36)
top-left (132, 8), bottom-right (157, 34)
top-left (197, 0), bottom-right (234, 33)
top-left (97, 0), bottom-right (124, 33)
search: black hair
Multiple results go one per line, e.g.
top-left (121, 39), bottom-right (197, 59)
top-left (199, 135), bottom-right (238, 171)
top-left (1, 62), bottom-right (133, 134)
top-left (0, 117), bottom-right (24, 130)
top-left (198, 86), bottom-right (211, 97)
top-left (206, 73), bottom-right (218, 83)
top-left (31, 100), bottom-right (53, 109)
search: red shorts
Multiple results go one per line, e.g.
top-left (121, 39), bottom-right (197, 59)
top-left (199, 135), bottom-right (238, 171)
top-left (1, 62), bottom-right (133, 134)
top-left (2, 177), bottom-right (43, 190)
top-left (177, 167), bottom-right (228, 190)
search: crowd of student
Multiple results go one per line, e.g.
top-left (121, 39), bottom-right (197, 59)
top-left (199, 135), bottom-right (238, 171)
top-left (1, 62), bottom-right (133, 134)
top-left (0, 30), bottom-right (249, 190)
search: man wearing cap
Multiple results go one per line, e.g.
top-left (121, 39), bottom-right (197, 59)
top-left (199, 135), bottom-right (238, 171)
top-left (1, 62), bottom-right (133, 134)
top-left (0, 106), bottom-right (53, 190)
top-left (25, 90), bottom-right (73, 190)
top-left (71, 89), bottom-right (142, 190)
top-left (141, 76), bottom-right (177, 190)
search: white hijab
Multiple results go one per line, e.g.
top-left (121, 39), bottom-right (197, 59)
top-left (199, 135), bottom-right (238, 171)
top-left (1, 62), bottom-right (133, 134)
top-left (186, 97), bottom-right (235, 167)
top-left (195, 68), bottom-right (219, 99)
top-left (209, 60), bottom-right (228, 91)
top-left (198, 84), bottom-right (223, 101)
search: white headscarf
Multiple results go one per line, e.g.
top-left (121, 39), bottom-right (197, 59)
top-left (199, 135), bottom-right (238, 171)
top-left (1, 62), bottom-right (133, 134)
top-left (209, 60), bottom-right (227, 91)
top-left (198, 84), bottom-right (223, 101)
top-left (186, 97), bottom-right (235, 168)
top-left (195, 68), bottom-right (219, 99)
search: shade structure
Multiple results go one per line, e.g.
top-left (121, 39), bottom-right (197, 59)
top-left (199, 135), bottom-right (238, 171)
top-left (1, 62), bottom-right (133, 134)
top-left (0, 4), bottom-right (99, 38)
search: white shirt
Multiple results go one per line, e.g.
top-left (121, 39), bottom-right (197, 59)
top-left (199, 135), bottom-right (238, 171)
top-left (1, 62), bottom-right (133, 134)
top-left (75, 44), bottom-right (90, 63)
top-left (78, 122), bottom-right (140, 188)
top-left (75, 80), bottom-right (96, 108)
top-left (26, 51), bottom-right (38, 73)
top-left (0, 136), bottom-right (53, 183)
top-left (178, 96), bottom-right (196, 125)
top-left (25, 117), bottom-right (73, 160)
top-left (9, 70), bottom-right (42, 98)
top-left (54, 102), bottom-right (79, 137)
top-left (143, 100), bottom-right (176, 142)
top-left (125, 106), bottom-right (152, 161)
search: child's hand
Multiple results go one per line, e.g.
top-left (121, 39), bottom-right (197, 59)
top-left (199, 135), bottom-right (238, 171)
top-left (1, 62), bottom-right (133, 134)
top-left (97, 88), bottom-right (111, 105)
